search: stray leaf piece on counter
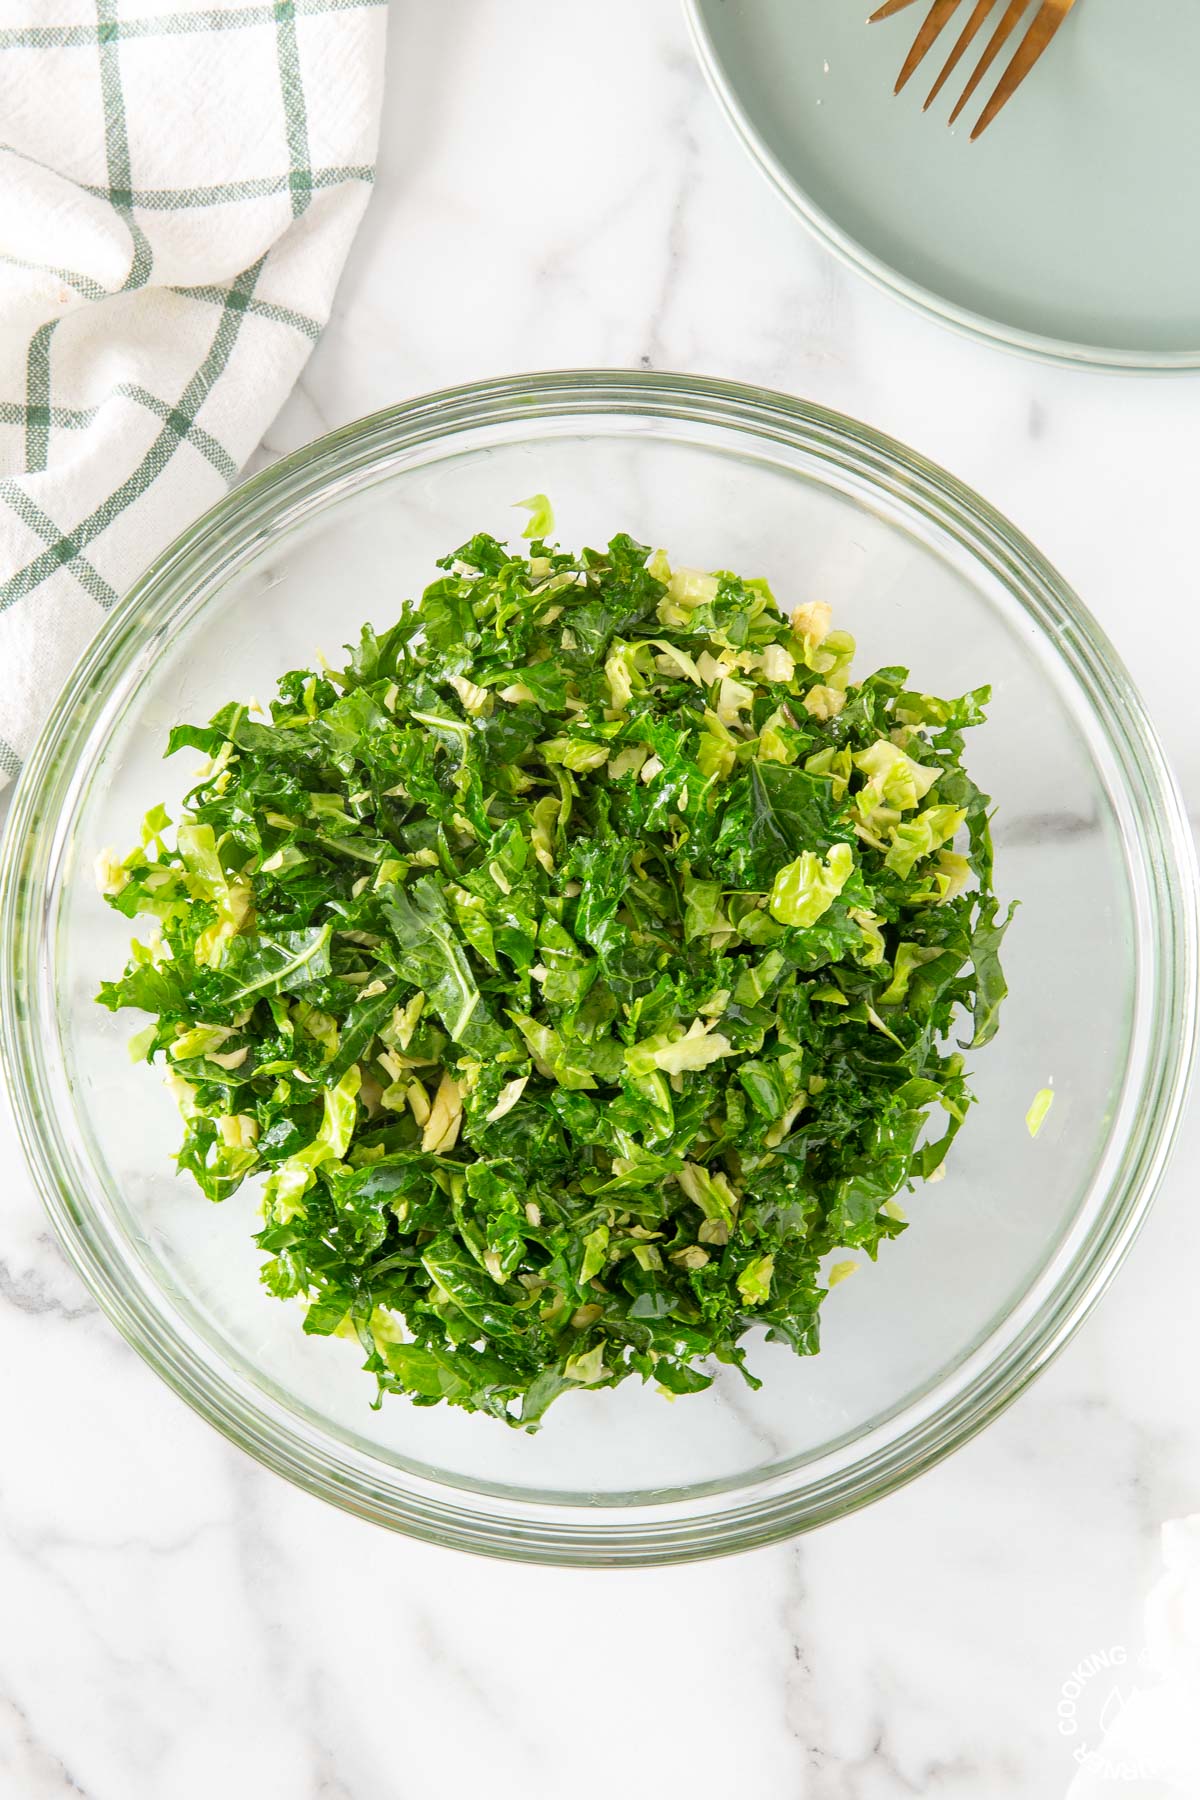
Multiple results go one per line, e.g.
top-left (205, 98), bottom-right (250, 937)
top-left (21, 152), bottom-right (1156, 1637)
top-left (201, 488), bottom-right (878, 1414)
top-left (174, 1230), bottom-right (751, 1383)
top-left (96, 518), bottom-right (1011, 1426)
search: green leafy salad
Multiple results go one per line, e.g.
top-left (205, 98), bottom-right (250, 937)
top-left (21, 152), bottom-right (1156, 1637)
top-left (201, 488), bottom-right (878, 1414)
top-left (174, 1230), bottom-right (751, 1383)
top-left (96, 507), bottom-right (1011, 1427)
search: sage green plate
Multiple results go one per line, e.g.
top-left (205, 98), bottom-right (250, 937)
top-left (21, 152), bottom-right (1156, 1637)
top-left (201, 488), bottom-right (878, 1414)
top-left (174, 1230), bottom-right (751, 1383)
top-left (686, 0), bottom-right (1200, 369)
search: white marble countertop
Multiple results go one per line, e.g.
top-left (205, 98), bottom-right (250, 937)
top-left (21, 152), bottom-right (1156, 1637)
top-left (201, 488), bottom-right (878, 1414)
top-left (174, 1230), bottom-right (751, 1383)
top-left (4, 2), bottom-right (1200, 1795)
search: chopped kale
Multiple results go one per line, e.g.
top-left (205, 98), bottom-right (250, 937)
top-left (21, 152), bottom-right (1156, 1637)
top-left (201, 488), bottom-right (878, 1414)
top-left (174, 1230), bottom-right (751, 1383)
top-left (95, 518), bottom-right (1011, 1426)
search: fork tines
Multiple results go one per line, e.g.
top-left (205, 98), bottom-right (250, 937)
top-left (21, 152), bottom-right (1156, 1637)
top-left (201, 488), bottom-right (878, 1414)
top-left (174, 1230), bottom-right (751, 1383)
top-left (869, 0), bottom-right (1078, 139)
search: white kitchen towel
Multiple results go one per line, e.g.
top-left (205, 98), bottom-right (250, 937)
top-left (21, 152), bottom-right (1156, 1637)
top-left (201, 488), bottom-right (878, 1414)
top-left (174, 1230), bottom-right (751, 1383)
top-left (1067, 1516), bottom-right (1200, 1798)
top-left (0, 0), bottom-right (387, 793)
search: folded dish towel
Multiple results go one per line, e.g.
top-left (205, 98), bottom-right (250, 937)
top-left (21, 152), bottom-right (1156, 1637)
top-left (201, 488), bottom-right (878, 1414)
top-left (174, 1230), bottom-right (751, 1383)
top-left (0, 0), bottom-right (387, 795)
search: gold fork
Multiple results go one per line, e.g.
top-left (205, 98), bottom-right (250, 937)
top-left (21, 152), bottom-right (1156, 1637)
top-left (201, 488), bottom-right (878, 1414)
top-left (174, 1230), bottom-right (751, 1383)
top-left (868, 0), bottom-right (1080, 139)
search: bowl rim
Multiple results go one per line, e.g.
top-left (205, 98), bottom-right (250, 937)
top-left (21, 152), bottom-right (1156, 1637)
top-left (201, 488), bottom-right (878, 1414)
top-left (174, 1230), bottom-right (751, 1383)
top-left (682, 0), bottom-right (1200, 374)
top-left (2, 368), bottom-right (1197, 1564)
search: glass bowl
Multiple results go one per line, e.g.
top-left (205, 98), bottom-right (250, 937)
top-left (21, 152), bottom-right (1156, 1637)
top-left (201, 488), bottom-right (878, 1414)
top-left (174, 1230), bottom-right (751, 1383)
top-left (2, 372), bottom-right (1195, 1564)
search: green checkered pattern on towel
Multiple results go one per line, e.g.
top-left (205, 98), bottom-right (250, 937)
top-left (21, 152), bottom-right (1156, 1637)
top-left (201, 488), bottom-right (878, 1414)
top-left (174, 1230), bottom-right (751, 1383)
top-left (0, 0), bottom-right (387, 790)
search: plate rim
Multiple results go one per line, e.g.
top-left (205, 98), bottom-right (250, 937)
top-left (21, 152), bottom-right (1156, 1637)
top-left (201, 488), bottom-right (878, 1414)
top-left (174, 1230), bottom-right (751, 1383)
top-left (683, 0), bottom-right (1200, 373)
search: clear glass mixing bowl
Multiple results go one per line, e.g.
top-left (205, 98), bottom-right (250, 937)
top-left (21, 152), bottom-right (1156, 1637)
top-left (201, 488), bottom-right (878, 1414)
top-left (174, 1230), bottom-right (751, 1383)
top-left (2, 373), bottom-right (1195, 1563)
